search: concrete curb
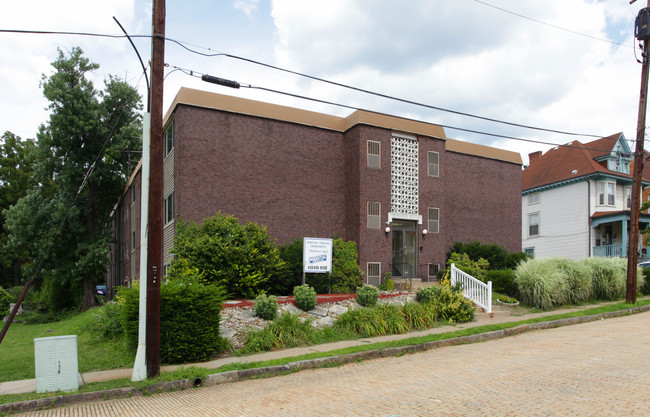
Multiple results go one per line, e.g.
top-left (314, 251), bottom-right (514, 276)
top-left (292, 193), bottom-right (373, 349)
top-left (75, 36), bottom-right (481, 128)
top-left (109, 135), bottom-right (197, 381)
top-left (2, 305), bottom-right (649, 415)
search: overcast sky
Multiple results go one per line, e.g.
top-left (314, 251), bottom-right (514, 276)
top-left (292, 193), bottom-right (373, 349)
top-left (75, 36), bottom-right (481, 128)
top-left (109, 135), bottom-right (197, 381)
top-left (0, 0), bottom-right (647, 164)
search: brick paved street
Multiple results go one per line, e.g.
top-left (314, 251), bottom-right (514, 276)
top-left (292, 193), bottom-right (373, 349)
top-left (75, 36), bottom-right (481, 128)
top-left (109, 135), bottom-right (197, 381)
top-left (14, 312), bottom-right (650, 416)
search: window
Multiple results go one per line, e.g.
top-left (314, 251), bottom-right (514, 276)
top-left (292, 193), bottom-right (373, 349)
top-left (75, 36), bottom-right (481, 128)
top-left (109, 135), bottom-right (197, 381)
top-left (164, 191), bottom-right (174, 225)
top-left (626, 187), bottom-right (632, 209)
top-left (528, 213), bottom-right (540, 237)
top-left (367, 201), bottom-right (381, 229)
top-left (131, 185), bottom-right (136, 205)
top-left (367, 140), bottom-right (380, 169)
top-left (598, 181), bottom-right (616, 206)
top-left (427, 151), bottom-right (439, 177)
top-left (367, 262), bottom-right (381, 286)
top-left (524, 247), bottom-right (535, 258)
top-left (428, 207), bottom-right (439, 233)
top-left (131, 231), bottom-right (136, 251)
top-left (607, 182), bottom-right (615, 205)
top-left (528, 193), bottom-right (540, 205)
top-left (163, 121), bottom-right (174, 157)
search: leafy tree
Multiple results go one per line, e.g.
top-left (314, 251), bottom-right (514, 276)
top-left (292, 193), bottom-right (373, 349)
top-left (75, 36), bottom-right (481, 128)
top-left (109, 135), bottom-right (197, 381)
top-left (0, 132), bottom-right (36, 287)
top-left (4, 47), bottom-right (142, 311)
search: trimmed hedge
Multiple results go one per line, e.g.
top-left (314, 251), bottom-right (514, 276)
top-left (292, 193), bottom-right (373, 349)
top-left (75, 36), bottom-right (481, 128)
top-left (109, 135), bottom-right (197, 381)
top-left (119, 280), bottom-right (227, 364)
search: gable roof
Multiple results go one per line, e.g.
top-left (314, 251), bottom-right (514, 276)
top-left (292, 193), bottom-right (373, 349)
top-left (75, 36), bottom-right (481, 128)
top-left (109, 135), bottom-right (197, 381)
top-left (522, 133), bottom-right (647, 192)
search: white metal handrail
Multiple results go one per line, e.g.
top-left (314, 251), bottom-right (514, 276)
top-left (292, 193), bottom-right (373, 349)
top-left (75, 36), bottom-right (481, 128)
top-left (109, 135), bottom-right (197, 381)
top-left (450, 263), bottom-right (492, 314)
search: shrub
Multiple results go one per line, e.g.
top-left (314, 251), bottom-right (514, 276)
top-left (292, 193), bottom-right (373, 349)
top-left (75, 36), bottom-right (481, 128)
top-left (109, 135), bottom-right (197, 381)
top-left (447, 240), bottom-right (527, 270)
top-left (378, 273), bottom-right (394, 291)
top-left (400, 302), bottom-right (437, 330)
top-left (356, 285), bottom-right (380, 307)
top-left (514, 258), bottom-right (570, 310)
top-left (446, 252), bottom-right (489, 282)
top-left (86, 302), bottom-right (124, 340)
top-left (415, 286), bottom-right (440, 304)
top-left (0, 287), bottom-right (11, 319)
top-left (119, 278), bottom-right (228, 364)
top-left (641, 268), bottom-right (650, 295)
top-left (293, 284), bottom-right (317, 311)
top-left (254, 294), bottom-right (278, 321)
top-left (170, 212), bottom-right (285, 299)
top-left (484, 269), bottom-right (517, 297)
top-left (434, 284), bottom-right (475, 323)
top-left (277, 237), bottom-right (364, 295)
top-left (582, 257), bottom-right (626, 300)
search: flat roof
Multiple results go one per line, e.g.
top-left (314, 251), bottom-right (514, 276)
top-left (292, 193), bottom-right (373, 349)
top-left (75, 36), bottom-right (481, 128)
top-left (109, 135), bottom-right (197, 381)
top-left (164, 87), bottom-right (522, 165)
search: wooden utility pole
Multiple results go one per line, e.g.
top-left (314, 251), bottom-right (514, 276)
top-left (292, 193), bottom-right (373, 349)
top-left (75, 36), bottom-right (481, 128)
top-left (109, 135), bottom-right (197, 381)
top-left (146, 0), bottom-right (165, 378)
top-left (627, 1), bottom-right (650, 304)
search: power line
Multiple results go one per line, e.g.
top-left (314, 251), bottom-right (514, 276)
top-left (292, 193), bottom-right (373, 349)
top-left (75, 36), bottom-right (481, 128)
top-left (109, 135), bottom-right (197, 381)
top-left (472, 0), bottom-right (633, 49)
top-left (173, 65), bottom-right (617, 153)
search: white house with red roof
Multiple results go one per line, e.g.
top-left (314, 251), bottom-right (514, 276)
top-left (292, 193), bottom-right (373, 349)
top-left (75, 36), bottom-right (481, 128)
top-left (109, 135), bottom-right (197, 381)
top-left (522, 133), bottom-right (650, 260)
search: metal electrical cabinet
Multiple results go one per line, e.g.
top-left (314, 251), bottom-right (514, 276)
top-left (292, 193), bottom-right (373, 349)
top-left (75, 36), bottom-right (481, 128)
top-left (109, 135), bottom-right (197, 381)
top-left (34, 335), bottom-right (79, 393)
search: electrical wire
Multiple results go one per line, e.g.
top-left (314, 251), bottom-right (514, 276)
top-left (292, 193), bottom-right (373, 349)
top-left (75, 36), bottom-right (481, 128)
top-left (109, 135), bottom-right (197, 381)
top-left (472, 0), bottom-right (634, 49)
top-left (171, 64), bottom-right (620, 153)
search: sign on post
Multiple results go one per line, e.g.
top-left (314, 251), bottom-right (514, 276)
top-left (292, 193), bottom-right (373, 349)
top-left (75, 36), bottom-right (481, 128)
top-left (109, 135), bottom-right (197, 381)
top-left (303, 237), bottom-right (333, 274)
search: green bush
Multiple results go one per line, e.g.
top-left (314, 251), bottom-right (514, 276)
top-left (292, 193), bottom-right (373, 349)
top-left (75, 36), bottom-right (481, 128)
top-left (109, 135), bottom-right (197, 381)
top-left (0, 287), bottom-right (11, 319)
top-left (639, 268), bottom-right (650, 295)
top-left (119, 278), bottom-right (228, 364)
top-left (484, 269), bottom-right (517, 297)
top-left (447, 240), bottom-right (527, 270)
top-left (415, 286), bottom-right (440, 304)
top-left (514, 258), bottom-right (569, 310)
top-left (446, 252), bottom-right (489, 282)
top-left (400, 301), bottom-right (437, 330)
top-left (356, 285), bottom-right (380, 307)
top-left (293, 284), bottom-right (317, 311)
top-left (277, 237), bottom-right (364, 295)
top-left (170, 212), bottom-right (285, 299)
top-left (86, 302), bottom-right (124, 340)
top-left (254, 293), bottom-right (278, 321)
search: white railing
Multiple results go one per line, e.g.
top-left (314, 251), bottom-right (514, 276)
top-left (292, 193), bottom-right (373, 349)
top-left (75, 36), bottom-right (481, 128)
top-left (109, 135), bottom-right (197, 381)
top-left (450, 263), bottom-right (492, 315)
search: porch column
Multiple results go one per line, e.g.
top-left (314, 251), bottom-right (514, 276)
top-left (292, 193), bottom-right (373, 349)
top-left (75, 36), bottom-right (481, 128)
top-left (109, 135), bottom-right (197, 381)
top-left (622, 219), bottom-right (628, 257)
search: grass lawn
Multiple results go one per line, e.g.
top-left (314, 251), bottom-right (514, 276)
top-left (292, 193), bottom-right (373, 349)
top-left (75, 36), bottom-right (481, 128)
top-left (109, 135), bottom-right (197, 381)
top-left (0, 308), bottom-right (134, 383)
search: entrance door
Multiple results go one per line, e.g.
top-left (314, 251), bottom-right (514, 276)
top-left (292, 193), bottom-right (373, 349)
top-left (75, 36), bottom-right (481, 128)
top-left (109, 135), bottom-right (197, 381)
top-left (391, 220), bottom-right (418, 278)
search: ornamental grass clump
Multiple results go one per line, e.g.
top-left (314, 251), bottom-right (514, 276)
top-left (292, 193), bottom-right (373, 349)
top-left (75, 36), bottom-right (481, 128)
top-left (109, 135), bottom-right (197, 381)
top-left (547, 257), bottom-right (592, 304)
top-left (582, 257), bottom-right (627, 300)
top-left (254, 293), bottom-right (278, 321)
top-left (241, 313), bottom-right (316, 354)
top-left (356, 285), bottom-right (380, 307)
top-left (293, 284), bottom-right (317, 311)
top-left (514, 258), bottom-right (569, 310)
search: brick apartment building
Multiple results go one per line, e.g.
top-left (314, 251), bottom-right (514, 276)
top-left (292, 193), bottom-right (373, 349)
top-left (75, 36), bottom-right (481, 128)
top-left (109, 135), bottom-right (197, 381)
top-left (106, 87), bottom-right (522, 294)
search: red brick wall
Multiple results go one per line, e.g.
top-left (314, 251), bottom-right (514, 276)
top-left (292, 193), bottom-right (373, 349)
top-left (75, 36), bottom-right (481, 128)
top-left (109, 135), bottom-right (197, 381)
top-left (174, 105), bottom-right (346, 245)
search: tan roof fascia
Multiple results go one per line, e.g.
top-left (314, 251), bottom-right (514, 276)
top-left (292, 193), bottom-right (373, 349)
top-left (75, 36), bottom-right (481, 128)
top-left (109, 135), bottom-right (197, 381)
top-left (446, 139), bottom-right (522, 165)
top-left (342, 110), bottom-right (447, 139)
top-left (164, 87), bottom-right (345, 131)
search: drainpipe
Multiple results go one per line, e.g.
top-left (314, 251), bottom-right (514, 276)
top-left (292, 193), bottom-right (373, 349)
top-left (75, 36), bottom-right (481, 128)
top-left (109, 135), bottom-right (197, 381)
top-left (587, 178), bottom-right (592, 257)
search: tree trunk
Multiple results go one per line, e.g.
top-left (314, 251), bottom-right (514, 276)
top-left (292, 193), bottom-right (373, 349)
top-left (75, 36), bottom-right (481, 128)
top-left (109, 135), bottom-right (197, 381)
top-left (81, 275), bottom-right (96, 311)
top-left (12, 259), bottom-right (21, 286)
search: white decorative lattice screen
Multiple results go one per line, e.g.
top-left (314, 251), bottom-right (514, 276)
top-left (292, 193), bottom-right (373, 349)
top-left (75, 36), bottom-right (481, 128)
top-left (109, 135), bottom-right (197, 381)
top-left (391, 135), bottom-right (418, 215)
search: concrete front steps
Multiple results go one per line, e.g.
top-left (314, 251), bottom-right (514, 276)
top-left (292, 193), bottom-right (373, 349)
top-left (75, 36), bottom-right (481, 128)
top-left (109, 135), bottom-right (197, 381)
top-left (392, 278), bottom-right (437, 292)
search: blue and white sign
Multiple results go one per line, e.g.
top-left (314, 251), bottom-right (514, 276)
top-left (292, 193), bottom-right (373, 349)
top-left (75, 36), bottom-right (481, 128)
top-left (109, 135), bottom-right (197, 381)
top-left (303, 237), bottom-right (333, 273)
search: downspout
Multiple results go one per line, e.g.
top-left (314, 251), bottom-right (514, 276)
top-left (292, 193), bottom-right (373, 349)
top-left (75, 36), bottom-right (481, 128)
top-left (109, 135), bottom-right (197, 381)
top-left (587, 177), bottom-right (591, 257)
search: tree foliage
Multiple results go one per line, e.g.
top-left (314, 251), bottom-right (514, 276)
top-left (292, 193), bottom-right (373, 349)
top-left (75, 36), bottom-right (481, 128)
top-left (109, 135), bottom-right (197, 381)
top-left (3, 47), bottom-right (142, 310)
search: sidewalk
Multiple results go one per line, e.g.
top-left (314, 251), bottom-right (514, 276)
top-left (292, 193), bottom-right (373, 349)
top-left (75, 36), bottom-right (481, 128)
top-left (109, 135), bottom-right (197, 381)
top-left (0, 297), bottom-right (644, 396)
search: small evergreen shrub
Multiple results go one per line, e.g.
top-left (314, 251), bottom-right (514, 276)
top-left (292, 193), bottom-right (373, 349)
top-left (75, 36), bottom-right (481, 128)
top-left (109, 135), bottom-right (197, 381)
top-left (378, 277), bottom-right (394, 292)
top-left (119, 276), bottom-right (228, 364)
top-left (446, 252), bottom-right (489, 282)
top-left (434, 284), bottom-right (475, 323)
top-left (356, 285), bottom-right (380, 307)
top-left (415, 286), bottom-right (440, 304)
top-left (254, 293), bottom-right (278, 321)
top-left (484, 269), bottom-right (517, 297)
top-left (447, 240), bottom-right (528, 270)
top-left (293, 284), bottom-right (317, 311)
